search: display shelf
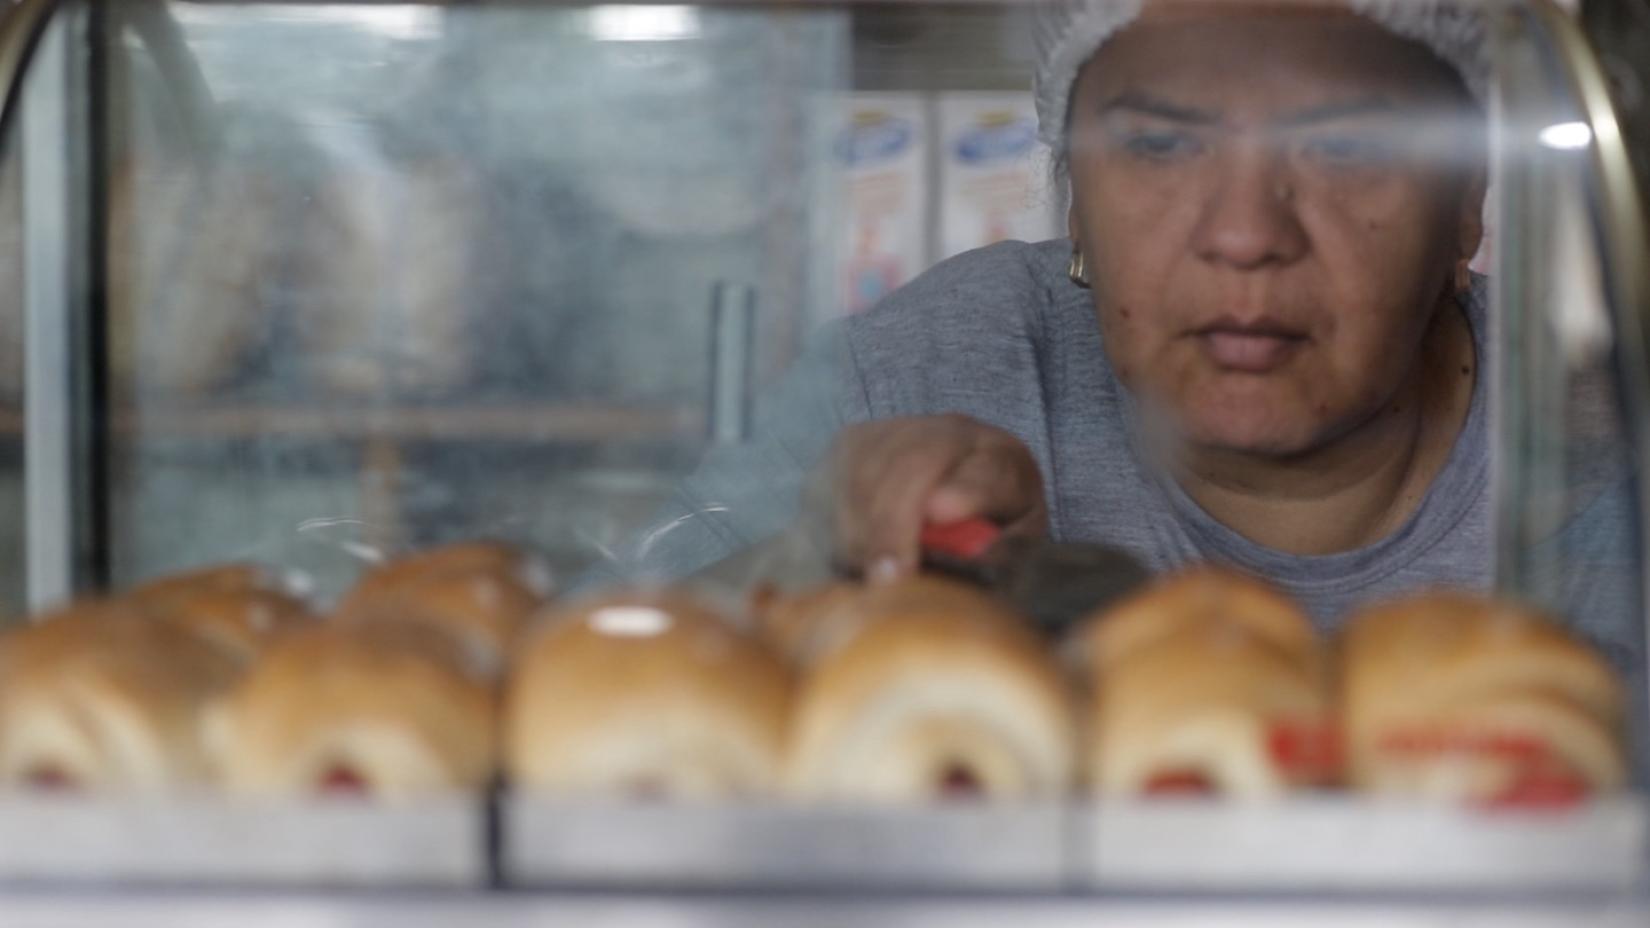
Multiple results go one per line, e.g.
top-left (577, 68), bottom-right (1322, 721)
top-left (7, 794), bottom-right (1639, 894)
top-left (501, 797), bottom-right (1650, 894)
top-left (1080, 797), bottom-right (1650, 893)
top-left (0, 794), bottom-right (487, 887)
top-left (0, 888), bottom-right (1646, 928)
top-left (0, 796), bottom-right (1645, 925)
top-left (502, 799), bottom-right (1068, 890)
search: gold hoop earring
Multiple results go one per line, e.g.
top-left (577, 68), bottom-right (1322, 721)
top-left (1454, 259), bottom-right (1472, 295)
top-left (1068, 247), bottom-right (1091, 289)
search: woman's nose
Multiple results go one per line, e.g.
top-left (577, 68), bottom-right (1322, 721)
top-left (1190, 142), bottom-right (1309, 270)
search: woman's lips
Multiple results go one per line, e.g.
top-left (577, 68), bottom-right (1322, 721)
top-left (1194, 319), bottom-right (1308, 373)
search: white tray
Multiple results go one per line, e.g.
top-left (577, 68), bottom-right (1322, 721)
top-left (502, 799), bottom-right (1069, 889)
top-left (1080, 797), bottom-right (1650, 892)
top-left (0, 794), bottom-right (487, 886)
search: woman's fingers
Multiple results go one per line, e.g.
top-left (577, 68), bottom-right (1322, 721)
top-left (923, 436), bottom-right (1044, 526)
top-left (835, 418), bottom-right (967, 575)
top-left (860, 437), bottom-right (967, 576)
top-left (812, 415), bottom-right (1045, 579)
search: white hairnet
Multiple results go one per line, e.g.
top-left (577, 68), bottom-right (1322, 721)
top-left (1031, 0), bottom-right (1490, 151)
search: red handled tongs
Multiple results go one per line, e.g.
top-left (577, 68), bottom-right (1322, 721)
top-left (917, 517), bottom-right (1150, 636)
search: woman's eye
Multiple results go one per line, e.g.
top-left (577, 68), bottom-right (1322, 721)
top-left (1301, 134), bottom-right (1392, 167)
top-left (1121, 131), bottom-right (1201, 161)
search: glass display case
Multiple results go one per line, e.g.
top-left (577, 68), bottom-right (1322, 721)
top-left (0, 0), bottom-right (1647, 923)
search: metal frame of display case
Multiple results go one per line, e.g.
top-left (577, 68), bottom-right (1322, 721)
top-left (0, 0), bottom-right (1648, 923)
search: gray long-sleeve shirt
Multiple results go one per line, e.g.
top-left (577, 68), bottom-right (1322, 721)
top-left (595, 237), bottom-right (1643, 675)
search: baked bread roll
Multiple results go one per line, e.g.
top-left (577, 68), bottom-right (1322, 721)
top-left (1078, 566), bottom-right (1322, 675)
top-left (127, 563), bottom-right (305, 602)
top-left (1076, 568), bottom-right (1333, 796)
top-left (336, 542), bottom-right (553, 674)
top-left (786, 578), bottom-right (1076, 801)
top-left (0, 607), bottom-right (241, 792)
top-left (126, 564), bottom-right (315, 665)
top-left (506, 592), bottom-right (791, 798)
top-left (1342, 592), bottom-right (1625, 805)
top-left (754, 575), bottom-right (1015, 668)
top-left (215, 621), bottom-right (495, 797)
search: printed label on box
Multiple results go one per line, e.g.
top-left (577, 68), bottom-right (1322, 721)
top-left (937, 93), bottom-right (1059, 261)
top-left (834, 94), bottom-right (929, 315)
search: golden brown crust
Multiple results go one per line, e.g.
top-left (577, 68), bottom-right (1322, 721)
top-left (0, 607), bottom-right (242, 792)
top-left (128, 563), bottom-right (297, 602)
top-left (505, 591), bottom-right (792, 797)
top-left (754, 576), bottom-right (1020, 668)
top-left (751, 581), bottom-right (857, 666)
top-left (1341, 591), bottom-right (1626, 798)
top-left (786, 578), bottom-right (1077, 800)
top-left (335, 542), bottom-right (552, 671)
top-left (216, 621), bottom-right (496, 796)
top-left (1087, 626), bottom-right (1329, 795)
top-left (1342, 592), bottom-right (1624, 722)
top-left (342, 541), bottom-right (535, 604)
top-left (1070, 568), bottom-right (1330, 796)
top-left (129, 585), bottom-right (316, 667)
top-left (1074, 566), bottom-right (1322, 677)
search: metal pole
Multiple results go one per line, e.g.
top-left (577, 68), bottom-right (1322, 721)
top-left (707, 281), bottom-right (757, 444)
top-left (20, 0), bottom-right (95, 611)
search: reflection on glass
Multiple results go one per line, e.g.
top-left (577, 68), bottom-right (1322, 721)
top-left (0, 128), bottom-right (20, 622)
top-left (106, 2), bottom-right (848, 600)
top-left (96, 1), bottom-right (1644, 712)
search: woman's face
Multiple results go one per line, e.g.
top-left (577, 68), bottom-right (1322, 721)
top-left (1067, 5), bottom-right (1485, 456)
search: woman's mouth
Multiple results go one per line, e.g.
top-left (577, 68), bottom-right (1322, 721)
top-left (1193, 317), bottom-right (1308, 373)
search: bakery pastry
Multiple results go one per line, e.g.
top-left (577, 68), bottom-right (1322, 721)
top-left (1341, 592), bottom-right (1625, 805)
top-left (335, 542), bottom-right (553, 674)
top-left (126, 564), bottom-right (315, 665)
top-left (1077, 566), bottom-right (1323, 676)
top-left (1076, 568), bottom-right (1334, 796)
top-left (127, 563), bottom-right (305, 602)
top-left (505, 591), bottom-right (791, 799)
top-left (786, 577), bottom-right (1076, 801)
top-left (215, 620), bottom-right (495, 797)
top-left (754, 575), bottom-right (1016, 668)
top-left (0, 606), bottom-right (241, 792)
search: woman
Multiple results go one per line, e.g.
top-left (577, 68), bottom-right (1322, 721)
top-left (603, 0), bottom-right (1636, 664)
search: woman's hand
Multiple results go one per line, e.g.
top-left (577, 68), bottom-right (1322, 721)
top-left (804, 414), bottom-right (1047, 581)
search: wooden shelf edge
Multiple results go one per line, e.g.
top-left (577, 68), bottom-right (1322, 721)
top-left (0, 404), bottom-right (704, 442)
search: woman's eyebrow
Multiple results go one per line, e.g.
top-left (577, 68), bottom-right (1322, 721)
top-left (1097, 90), bottom-right (1218, 125)
top-left (1275, 97), bottom-right (1397, 127)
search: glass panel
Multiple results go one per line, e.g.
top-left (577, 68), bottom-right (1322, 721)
top-left (1494, 3), bottom-right (1648, 745)
top-left (106, 3), bottom-right (853, 600)
top-left (99, 0), bottom-right (1645, 783)
top-left (0, 126), bottom-right (21, 623)
top-left (105, 3), bottom-right (1049, 602)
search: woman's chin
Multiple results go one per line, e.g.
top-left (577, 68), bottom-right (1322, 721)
top-left (1175, 414), bottom-right (1327, 459)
